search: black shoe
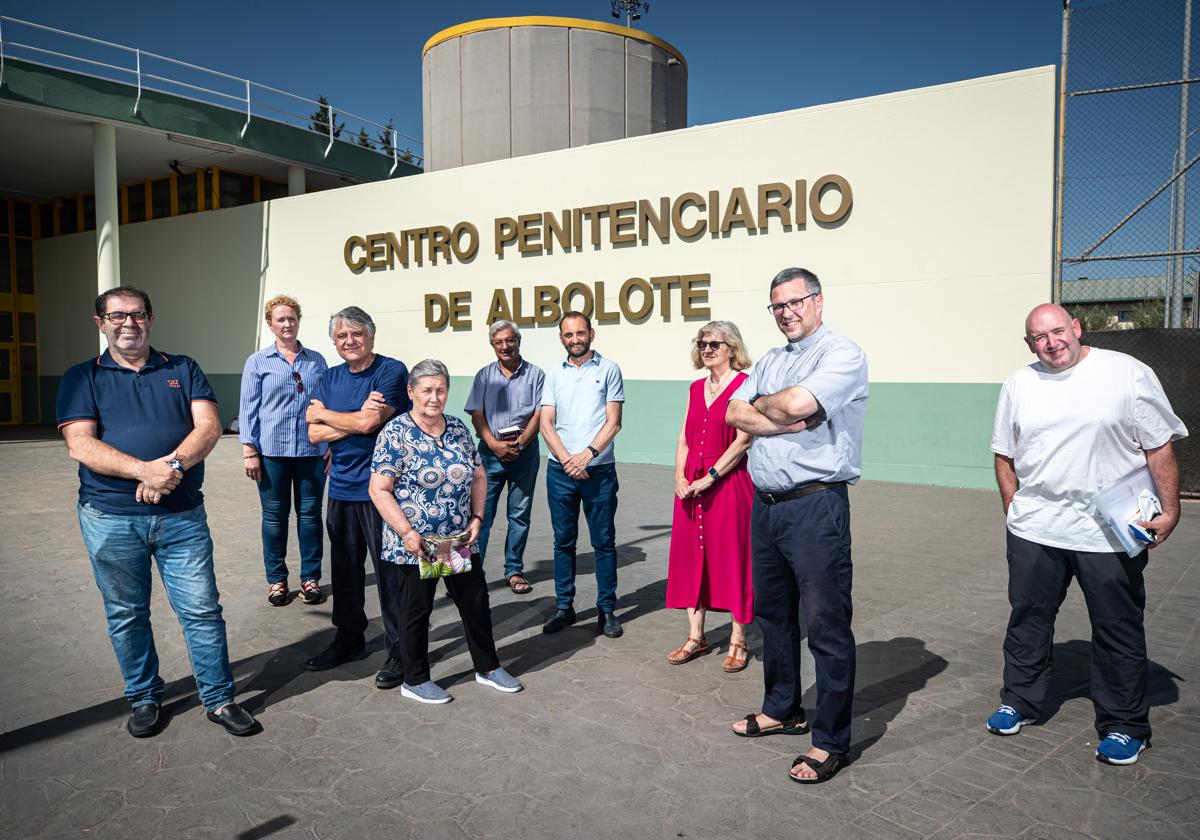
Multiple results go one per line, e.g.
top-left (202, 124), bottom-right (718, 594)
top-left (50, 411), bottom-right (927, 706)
top-left (305, 642), bottom-right (368, 671)
top-left (126, 702), bottom-right (162, 738)
top-left (598, 611), bottom-right (623, 638)
top-left (375, 657), bottom-right (404, 690)
top-left (206, 702), bottom-right (261, 737)
top-left (542, 607), bottom-right (577, 634)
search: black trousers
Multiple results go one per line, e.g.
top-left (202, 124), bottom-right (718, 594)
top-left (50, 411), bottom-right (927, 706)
top-left (326, 499), bottom-right (403, 657)
top-left (751, 485), bottom-right (855, 754)
top-left (1001, 531), bottom-right (1151, 739)
top-left (396, 562), bottom-right (500, 685)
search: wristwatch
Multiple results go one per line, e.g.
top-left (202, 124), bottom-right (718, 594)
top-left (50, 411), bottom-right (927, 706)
top-left (587, 445), bottom-right (600, 457)
top-left (748, 393), bottom-right (762, 405)
top-left (168, 458), bottom-right (186, 473)
top-left (708, 467), bottom-right (720, 480)
top-left (516, 441), bottom-right (524, 452)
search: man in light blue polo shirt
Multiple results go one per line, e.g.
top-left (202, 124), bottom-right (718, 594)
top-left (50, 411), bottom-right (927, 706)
top-left (465, 319), bottom-right (545, 595)
top-left (539, 311), bottom-right (625, 638)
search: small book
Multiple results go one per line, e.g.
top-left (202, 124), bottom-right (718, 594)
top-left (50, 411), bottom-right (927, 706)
top-left (496, 424), bottom-right (522, 441)
top-left (418, 533), bottom-right (474, 579)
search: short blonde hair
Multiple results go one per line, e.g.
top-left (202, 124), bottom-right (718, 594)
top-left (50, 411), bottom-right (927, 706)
top-left (264, 294), bottom-right (301, 321)
top-left (690, 320), bottom-right (751, 371)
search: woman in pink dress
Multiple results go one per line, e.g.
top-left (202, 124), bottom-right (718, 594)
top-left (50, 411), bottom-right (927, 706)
top-left (666, 320), bottom-right (755, 672)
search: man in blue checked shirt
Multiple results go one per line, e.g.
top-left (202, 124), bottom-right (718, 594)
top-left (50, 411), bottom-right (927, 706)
top-left (58, 286), bottom-right (260, 739)
top-left (539, 311), bottom-right (625, 639)
top-left (464, 319), bottom-right (545, 596)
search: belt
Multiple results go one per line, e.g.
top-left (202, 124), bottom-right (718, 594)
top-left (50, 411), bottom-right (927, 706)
top-left (755, 480), bottom-right (846, 505)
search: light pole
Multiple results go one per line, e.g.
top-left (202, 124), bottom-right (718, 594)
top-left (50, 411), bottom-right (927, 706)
top-left (610, 0), bottom-right (649, 28)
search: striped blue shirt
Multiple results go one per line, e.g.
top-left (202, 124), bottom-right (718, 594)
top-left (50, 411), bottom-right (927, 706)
top-left (239, 343), bottom-right (328, 458)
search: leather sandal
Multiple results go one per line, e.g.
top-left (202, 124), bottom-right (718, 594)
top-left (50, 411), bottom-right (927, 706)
top-left (722, 641), bottom-right (750, 673)
top-left (732, 712), bottom-right (810, 738)
top-left (790, 751), bottom-right (848, 784)
top-left (267, 581), bottom-right (288, 607)
top-left (666, 636), bottom-right (709, 664)
top-left (507, 574), bottom-right (533, 595)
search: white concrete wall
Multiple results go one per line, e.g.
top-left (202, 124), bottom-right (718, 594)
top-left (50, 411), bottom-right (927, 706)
top-left (270, 67), bottom-right (1057, 385)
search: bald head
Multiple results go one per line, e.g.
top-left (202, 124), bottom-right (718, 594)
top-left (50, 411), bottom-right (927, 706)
top-left (1024, 303), bottom-right (1086, 371)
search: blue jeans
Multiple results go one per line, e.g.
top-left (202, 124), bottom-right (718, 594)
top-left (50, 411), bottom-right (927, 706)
top-left (77, 502), bottom-right (235, 712)
top-left (545, 460), bottom-right (619, 612)
top-left (477, 444), bottom-right (540, 578)
top-left (257, 455), bottom-right (326, 584)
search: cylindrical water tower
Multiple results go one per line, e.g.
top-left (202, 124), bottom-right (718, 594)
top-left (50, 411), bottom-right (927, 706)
top-left (422, 16), bottom-right (688, 172)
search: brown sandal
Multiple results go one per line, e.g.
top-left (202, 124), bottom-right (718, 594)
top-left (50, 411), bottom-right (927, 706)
top-left (507, 574), bottom-right (533, 594)
top-left (723, 641), bottom-right (750, 673)
top-left (666, 636), bottom-right (709, 664)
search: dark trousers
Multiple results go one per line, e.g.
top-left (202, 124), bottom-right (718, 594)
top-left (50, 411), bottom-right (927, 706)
top-left (1001, 531), bottom-right (1151, 739)
top-left (752, 485), bottom-right (855, 754)
top-left (545, 461), bottom-right (619, 612)
top-left (395, 563), bottom-right (500, 684)
top-left (326, 499), bottom-right (403, 657)
top-left (257, 455), bottom-right (326, 584)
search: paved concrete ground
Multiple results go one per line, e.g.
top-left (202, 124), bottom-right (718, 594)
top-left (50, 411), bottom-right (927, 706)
top-left (1, 433), bottom-right (1198, 840)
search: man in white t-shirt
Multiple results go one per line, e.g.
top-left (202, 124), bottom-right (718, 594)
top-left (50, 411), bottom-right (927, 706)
top-left (988, 303), bottom-right (1187, 766)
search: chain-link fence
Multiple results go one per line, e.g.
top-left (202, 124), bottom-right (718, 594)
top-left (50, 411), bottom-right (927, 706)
top-left (1056, 0), bottom-right (1199, 329)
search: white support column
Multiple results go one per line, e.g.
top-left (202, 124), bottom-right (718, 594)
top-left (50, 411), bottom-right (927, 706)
top-left (287, 165), bottom-right (306, 196)
top-left (93, 123), bottom-right (120, 350)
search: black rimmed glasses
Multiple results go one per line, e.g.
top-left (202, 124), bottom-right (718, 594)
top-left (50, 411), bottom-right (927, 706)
top-left (102, 310), bottom-right (149, 324)
top-left (292, 371), bottom-right (304, 393)
top-left (766, 292), bottom-right (818, 318)
top-left (696, 340), bottom-right (727, 351)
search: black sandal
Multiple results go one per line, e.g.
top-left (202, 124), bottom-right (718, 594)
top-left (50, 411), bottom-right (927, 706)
top-left (789, 752), bottom-right (847, 784)
top-left (733, 713), bottom-right (810, 738)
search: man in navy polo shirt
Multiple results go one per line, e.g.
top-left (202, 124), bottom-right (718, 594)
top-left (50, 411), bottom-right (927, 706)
top-left (304, 306), bottom-right (411, 688)
top-left (57, 286), bottom-right (259, 739)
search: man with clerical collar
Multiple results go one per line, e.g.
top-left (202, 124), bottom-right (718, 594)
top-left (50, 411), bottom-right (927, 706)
top-left (57, 285), bottom-right (260, 738)
top-left (465, 319), bottom-right (546, 595)
top-left (726, 267), bottom-right (868, 785)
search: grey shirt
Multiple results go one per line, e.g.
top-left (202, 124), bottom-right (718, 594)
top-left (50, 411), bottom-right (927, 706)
top-left (464, 359), bottom-right (545, 439)
top-left (731, 324), bottom-right (869, 491)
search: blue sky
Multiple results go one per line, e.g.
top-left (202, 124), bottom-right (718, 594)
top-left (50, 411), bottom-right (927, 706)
top-left (0, 0), bottom-right (1063, 144)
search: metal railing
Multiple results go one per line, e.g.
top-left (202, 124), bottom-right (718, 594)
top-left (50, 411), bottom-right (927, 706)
top-left (0, 16), bottom-right (422, 173)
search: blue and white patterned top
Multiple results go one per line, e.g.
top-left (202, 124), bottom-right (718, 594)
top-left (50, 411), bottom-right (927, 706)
top-left (238, 343), bottom-right (327, 458)
top-left (371, 412), bottom-right (482, 565)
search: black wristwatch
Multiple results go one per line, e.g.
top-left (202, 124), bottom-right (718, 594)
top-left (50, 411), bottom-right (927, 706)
top-left (748, 393), bottom-right (762, 405)
top-left (168, 458), bottom-right (186, 473)
top-left (708, 467), bottom-right (720, 480)
top-left (587, 445), bottom-right (600, 457)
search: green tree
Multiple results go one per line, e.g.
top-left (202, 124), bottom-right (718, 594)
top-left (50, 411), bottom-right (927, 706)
top-left (377, 119), bottom-right (396, 156)
top-left (356, 128), bottom-right (376, 151)
top-left (308, 96), bottom-right (344, 138)
top-left (1129, 299), bottom-right (1165, 329)
top-left (1070, 304), bottom-right (1112, 333)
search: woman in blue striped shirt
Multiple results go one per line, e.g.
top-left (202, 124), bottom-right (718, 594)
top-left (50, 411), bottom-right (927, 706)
top-left (240, 294), bottom-right (329, 607)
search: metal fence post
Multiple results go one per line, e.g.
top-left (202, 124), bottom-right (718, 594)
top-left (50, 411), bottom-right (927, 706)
top-left (1053, 0), bottom-right (1071, 305)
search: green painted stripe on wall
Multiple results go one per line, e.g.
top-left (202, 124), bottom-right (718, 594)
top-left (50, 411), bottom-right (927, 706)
top-left (40, 375), bottom-right (1002, 489)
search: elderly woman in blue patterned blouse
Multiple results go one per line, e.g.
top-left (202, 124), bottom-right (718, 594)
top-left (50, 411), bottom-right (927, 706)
top-left (368, 358), bottom-right (523, 703)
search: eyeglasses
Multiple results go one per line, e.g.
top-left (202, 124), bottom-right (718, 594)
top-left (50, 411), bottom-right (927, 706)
top-left (766, 293), bottom-right (818, 318)
top-left (696, 340), bottom-right (727, 351)
top-left (102, 310), bottom-right (149, 324)
top-left (292, 371), bottom-right (304, 394)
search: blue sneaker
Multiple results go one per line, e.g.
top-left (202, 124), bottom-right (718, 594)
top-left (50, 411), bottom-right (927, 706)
top-left (400, 681), bottom-right (453, 704)
top-left (1096, 733), bottom-right (1147, 765)
top-left (476, 667), bottom-right (523, 693)
top-left (986, 704), bottom-right (1035, 735)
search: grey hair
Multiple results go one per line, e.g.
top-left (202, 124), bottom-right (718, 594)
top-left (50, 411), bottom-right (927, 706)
top-left (409, 358), bottom-right (450, 387)
top-left (488, 319), bottom-right (521, 341)
top-left (769, 267), bottom-right (822, 295)
top-left (328, 306), bottom-right (376, 339)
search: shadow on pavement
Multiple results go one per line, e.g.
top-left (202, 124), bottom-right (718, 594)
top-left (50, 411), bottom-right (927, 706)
top-left (1042, 638), bottom-right (1182, 721)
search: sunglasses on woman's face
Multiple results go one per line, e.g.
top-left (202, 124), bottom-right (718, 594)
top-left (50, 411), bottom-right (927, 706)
top-left (697, 340), bottom-right (727, 351)
top-left (292, 371), bottom-right (304, 393)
